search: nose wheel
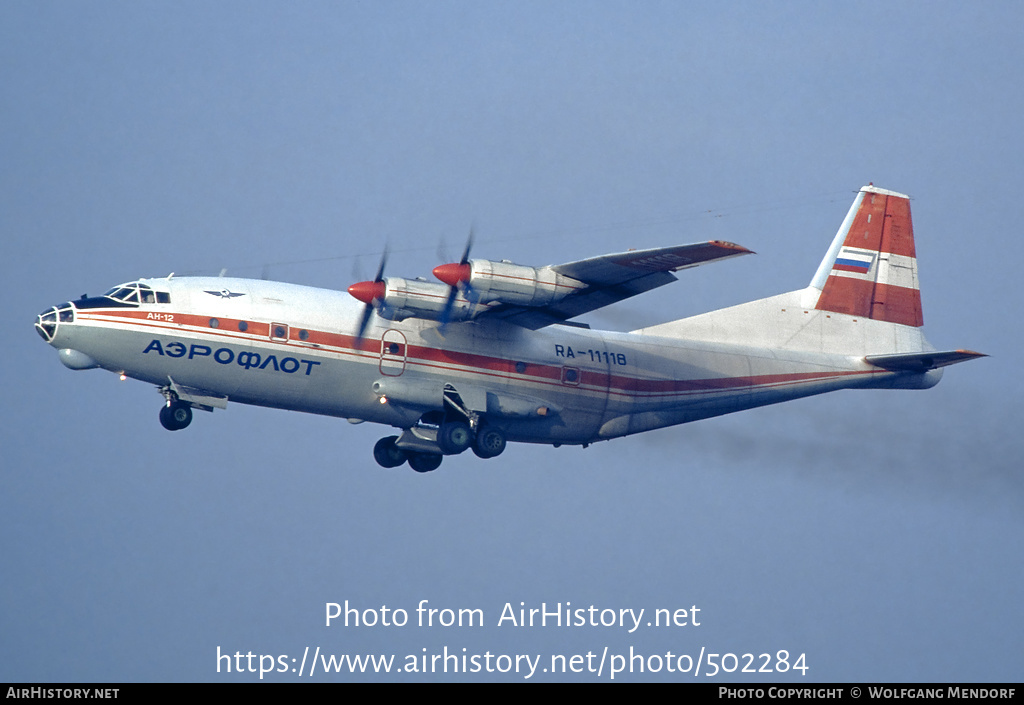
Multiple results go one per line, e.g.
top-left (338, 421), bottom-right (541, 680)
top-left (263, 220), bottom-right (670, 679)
top-left (159, 401), bottom-right (193, 431)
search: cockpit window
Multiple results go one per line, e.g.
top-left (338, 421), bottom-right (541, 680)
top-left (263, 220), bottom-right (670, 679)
top-left (104, 284), bottom-right (136, 301)
top-left (103, 282), bottom-right (170, 304)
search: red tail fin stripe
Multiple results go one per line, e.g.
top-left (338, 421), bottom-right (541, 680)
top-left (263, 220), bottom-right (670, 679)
top-left (840, 191), bottom-right (917, 258)
top-left (817, 278), bottom-right (923, 327)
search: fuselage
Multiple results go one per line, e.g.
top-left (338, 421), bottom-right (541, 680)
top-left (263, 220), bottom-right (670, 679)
top-left (34, 186), bottom-right (979, 471)
top-left (35, 275), bottom-right (929, 447)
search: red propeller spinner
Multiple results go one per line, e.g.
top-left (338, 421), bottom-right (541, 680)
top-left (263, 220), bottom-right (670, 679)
top-left (432, 262), bottom-right (471, 287)
top-left (347, 280), bottom-right (386, 305)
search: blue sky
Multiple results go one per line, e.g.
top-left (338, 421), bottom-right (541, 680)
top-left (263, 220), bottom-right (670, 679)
top-left (3, 1), bottom-right (1021, 682)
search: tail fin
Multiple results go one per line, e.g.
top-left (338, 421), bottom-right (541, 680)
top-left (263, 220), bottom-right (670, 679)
top-left (809, 184), bottom-right (923, 327)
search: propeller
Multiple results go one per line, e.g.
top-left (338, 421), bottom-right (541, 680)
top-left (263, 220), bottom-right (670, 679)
top-left (433, 229), bottom-right (476, 327)
top-left (347, 247), bottom-right (388, 342)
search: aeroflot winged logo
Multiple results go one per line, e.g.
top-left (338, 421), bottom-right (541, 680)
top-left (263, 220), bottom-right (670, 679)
top-left (204, 289), bottom-right (245, 299)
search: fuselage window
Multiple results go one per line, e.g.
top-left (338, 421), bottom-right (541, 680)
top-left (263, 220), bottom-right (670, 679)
top-left (238, 321), bottom-right (248, 332)
top-left (209, 318), bottom-right (219, 328)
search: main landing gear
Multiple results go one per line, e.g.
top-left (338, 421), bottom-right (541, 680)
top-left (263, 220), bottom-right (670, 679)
top-left (375, 437), bottom-right (444, 473)
top-left (471, 425), bottom-right (507, 459)
top-left (373, 417), bottom-right (507, 472)
top-left (373, 436), bottom-right (444, 473)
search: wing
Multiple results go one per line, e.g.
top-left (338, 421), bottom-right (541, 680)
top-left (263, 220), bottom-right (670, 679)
top-left (481, 240), bottom-right (753, 329)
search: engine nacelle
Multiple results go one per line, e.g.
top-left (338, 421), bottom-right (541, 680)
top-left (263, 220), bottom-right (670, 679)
top-left (372, 277), bottom-right (488, 322)
top-left (434, 260), bottom-right (586, 307)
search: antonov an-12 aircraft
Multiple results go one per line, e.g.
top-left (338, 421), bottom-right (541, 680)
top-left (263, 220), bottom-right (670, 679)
top-left (36, 185), bottom-right (984, 472)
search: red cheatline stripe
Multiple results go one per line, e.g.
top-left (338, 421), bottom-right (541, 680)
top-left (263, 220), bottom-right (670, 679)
top-left (75, 310), bottom-right (881, 400)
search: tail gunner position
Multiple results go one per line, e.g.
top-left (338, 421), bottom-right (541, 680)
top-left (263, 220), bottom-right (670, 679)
top-left (36, 185), bottom-right (984, 472)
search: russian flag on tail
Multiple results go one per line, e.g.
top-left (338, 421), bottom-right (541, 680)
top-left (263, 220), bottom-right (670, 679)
top-left (810, 185), bottom-right (924, 328)
top-left (832, 248), bottom-right (875, 274)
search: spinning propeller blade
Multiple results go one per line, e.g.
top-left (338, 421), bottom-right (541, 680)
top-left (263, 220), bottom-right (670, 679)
top-left (347, 247), bottom-right (388, 342)
top-left (433, 229), bottom-right (475, 327)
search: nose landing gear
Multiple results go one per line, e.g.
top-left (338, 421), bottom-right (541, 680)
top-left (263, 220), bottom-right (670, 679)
top-left (159, 401), bottom-right (193, 431)
top-left (155, 379), bottom-right (225, 431)
top-left (157, 382), bottom-right (195, 431)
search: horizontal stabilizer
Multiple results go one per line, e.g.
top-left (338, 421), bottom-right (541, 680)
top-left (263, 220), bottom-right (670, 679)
top-left (864, 350), bottom-right (987, 371)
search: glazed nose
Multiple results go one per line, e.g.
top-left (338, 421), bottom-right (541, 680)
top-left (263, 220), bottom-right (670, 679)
top-left (35, 306), bottom-right (58, 342)
top-left (34, 302), bottom-right (75, 342)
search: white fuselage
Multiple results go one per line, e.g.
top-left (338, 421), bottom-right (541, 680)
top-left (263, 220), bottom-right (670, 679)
top-left (38, 275), bottom-right (932, 447)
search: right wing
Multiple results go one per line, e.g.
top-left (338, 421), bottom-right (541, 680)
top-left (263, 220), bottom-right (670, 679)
top-left (481, 241), bottom-right (753, 329)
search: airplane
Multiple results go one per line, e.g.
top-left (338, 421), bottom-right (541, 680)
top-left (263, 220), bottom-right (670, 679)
top-left (35, 185), bottom-right (984, 472)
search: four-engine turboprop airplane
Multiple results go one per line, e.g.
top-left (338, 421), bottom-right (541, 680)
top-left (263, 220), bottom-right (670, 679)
top-left (36, 185), bottom-right (984, 472)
